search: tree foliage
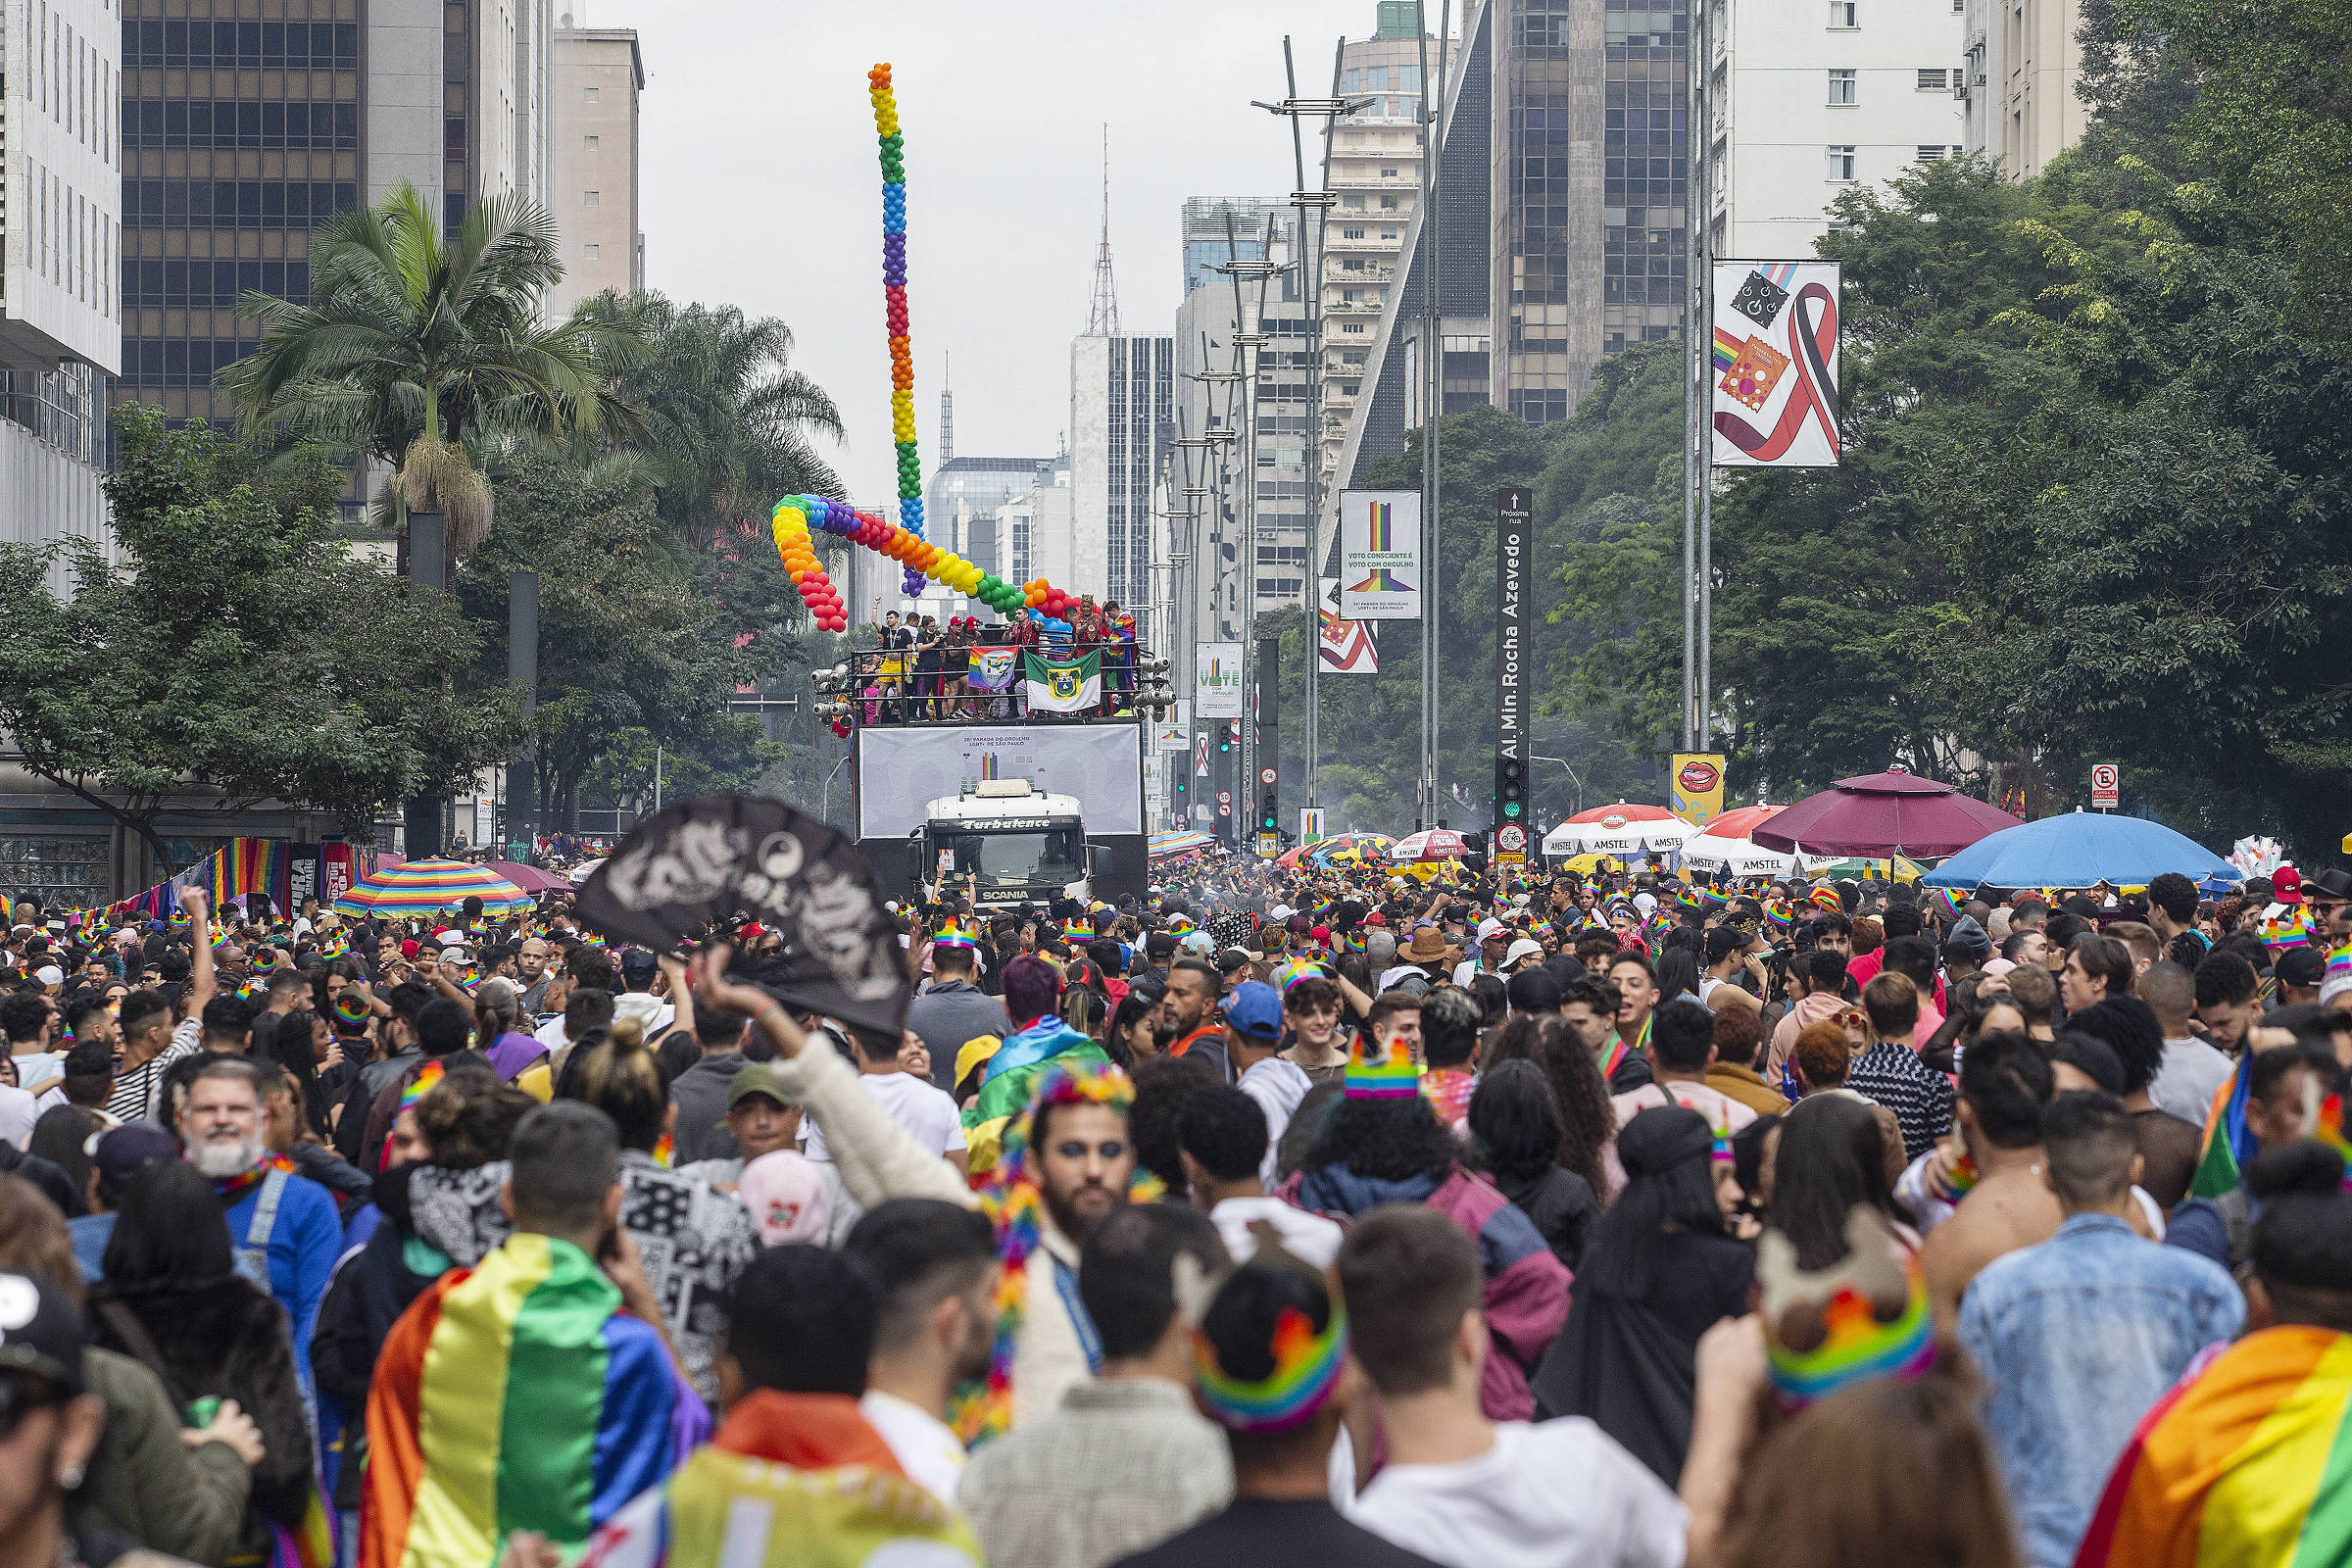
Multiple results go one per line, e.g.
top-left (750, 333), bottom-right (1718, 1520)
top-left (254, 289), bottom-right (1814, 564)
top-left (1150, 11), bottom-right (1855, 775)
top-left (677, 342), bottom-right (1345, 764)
top-left (0, 409), bottom-right (523, 869)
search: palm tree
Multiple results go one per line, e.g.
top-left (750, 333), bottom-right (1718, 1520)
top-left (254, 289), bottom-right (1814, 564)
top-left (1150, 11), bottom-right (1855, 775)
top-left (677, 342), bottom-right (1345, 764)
top-left (222, 182), bottom-right (642, 553)
top-left (569, 293), bottom-right (843, 549)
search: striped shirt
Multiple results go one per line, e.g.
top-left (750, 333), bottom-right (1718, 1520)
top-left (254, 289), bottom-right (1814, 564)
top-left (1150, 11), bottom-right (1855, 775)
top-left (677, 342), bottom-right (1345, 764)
top-left (107, 1039), bottom-right (197, 1124)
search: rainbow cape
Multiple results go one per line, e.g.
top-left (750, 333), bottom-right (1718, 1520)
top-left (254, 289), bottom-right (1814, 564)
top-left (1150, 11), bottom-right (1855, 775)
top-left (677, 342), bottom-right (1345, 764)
top-left (362, 1233), bottom-right (709, 1568)
top-left (2074, 1327), bottom-right (2352, 1568)
top-left (959, 1017), bottom-right (1109, 1178)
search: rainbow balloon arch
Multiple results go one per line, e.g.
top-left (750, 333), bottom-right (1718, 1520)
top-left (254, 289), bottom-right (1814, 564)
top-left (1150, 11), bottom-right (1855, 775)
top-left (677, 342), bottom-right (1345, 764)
top-left (769, 63), bottom-right (1095, 647)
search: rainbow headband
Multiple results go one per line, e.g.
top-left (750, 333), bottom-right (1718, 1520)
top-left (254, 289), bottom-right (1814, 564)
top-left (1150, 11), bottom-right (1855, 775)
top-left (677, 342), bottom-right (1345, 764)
top-left (1758, 1210), bottom-right (1935, 1409)
top-left (933, 925), bottom-right (980, 953)
top-left (1193, 1302), bottom-right (1348, 1433)
top-left (331, 990), bottom-right (372, 1026)
top-left (1064, 918), bottom-right (1095, 943)
top-left (1276, 958), bottom-right (1333, 996)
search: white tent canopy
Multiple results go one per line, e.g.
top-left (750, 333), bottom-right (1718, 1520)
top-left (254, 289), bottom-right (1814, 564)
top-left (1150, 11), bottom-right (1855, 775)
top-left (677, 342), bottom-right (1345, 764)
top-left (1542, 808), bottom-right (1698, 859)
top-left (1679, 832), bottom-right (1801, 878)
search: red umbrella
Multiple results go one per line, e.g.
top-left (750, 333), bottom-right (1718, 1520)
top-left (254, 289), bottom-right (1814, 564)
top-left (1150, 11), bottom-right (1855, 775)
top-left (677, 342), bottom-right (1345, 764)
top-left (1751, 769), bottom-right (2021, 859)
top-left (485, 859), bottom-right (571, 895)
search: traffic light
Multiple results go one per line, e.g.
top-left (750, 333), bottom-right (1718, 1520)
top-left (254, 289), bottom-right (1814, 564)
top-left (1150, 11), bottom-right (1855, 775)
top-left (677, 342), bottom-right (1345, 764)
top-left (1217, 722), bottom-right (1234, 754)
top-left (1494, 755), bottom-right (1528, 824)
top-left (1175, 775), bottom-right (1188, 797)
top-left (1259, 789), bottom-right (1279, 833)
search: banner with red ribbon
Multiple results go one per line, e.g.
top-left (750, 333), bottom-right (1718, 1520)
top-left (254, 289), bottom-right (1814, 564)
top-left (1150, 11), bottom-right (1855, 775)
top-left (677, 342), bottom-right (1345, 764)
top-left (1711, 260), bottom-right (1841, 468)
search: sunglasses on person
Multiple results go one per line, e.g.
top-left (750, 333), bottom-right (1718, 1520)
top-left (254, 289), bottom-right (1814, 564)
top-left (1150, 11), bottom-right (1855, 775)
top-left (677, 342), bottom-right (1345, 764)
top-left (0, 1371), bottom-right (68, 1440)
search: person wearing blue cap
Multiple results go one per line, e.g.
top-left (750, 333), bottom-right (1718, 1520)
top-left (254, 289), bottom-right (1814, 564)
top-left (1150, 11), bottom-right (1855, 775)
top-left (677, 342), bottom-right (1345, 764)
top-left (1224, 982), bottom-right (1309, 1191)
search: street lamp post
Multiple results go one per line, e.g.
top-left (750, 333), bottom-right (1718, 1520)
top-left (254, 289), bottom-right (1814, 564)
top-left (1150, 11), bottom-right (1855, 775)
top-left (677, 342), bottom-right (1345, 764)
top-left (1531, 754), bottom-right (1586, 818)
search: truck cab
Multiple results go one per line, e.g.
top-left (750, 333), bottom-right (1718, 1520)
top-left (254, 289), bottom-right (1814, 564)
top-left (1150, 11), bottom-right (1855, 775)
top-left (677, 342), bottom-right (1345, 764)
top-left (913, 778), bottom-right (1093, 908)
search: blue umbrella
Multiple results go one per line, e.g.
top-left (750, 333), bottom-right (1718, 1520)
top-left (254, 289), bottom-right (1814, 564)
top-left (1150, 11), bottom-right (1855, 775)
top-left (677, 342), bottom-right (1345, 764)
top-left (1923, 811), bottom-right (2236, 890)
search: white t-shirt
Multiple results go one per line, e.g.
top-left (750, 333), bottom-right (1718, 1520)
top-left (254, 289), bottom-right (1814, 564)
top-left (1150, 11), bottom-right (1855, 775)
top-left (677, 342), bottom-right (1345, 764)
top-left (1349, 1418), bottom-right (1689, 1568)
top-left (1211, 1195), bottom-right (1344, 1271)
top-left (1237, 1055), bottom-right (1314, 1191)
top-left (859, 1389), bottom-right (965, 1505)
top-left (803, 1070), bottom-right (966, 1163)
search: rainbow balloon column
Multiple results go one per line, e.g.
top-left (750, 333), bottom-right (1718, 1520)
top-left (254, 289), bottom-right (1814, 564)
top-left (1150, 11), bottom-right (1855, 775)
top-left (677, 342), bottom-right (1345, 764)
top-left (870, 63), bottom-right (926, 598)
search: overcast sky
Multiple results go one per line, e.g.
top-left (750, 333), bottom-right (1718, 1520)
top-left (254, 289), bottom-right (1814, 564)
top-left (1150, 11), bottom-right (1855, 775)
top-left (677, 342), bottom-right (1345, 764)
top-left (575, 0), bottom-right (1398, 509)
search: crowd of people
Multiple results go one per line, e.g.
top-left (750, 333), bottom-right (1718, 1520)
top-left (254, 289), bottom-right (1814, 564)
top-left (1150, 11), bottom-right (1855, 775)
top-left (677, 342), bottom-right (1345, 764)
top-left (3, 846), bottom-right (2351, 1568)
top-left (858, 598), bottom-right (1141, 722)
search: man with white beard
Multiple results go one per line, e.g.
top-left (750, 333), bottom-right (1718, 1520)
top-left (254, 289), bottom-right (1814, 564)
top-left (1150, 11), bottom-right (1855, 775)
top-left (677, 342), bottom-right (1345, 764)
top-left (176, 1055), bottom-right (342, 1382)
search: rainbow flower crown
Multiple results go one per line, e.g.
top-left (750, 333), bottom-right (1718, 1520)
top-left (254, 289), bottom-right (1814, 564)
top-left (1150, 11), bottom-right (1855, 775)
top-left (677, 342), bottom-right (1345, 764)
top-left (1346, 1026), bottom-right (1420, 1100)
top-left (933, 922), bottom-right (980, 953)
top-left (2262, 906), bottom-right (2315, 956)
top-left (1276, 958), bottom-right (1334, 996)
top-left (1759, 1207), bottom-right (1934, 1409)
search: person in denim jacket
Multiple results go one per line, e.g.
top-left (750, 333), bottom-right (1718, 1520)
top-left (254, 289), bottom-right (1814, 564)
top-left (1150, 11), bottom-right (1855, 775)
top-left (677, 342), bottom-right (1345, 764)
top-left (1957, 1091), bottom-right (2242, 1568)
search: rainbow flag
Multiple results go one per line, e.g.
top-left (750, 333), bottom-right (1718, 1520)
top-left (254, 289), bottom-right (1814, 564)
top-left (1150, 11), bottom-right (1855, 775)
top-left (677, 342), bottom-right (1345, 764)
top-left (2074, 1327), bottom-right (2352, 1568)
top-left (2188, 1054), bottom-right (2255, 1200)
top-left (362, 1233), bottom-right (709, 1568)
top-left (1711, 326), bottom-right (1743, 374)
top-left (960, 1018), bottom-right (1109, 1178)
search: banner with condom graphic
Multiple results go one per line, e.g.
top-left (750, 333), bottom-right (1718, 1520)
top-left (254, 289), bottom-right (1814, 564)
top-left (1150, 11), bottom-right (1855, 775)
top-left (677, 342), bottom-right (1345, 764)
top-left (1711, 260), bottom-right (1840, 468)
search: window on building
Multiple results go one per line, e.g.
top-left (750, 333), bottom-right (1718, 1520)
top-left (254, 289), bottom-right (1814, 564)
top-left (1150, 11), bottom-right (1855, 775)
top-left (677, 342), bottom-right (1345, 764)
top-left (1381, 228), bottom-right (1398, 239)
top-left (1916, 144), bottom-right (1948, 160)
top-left (584, 134), bottom-right (600, 151)
top-left (1343, 195), bottom-right (1365, 209)
top-left (583, 190), bottom-right (601, 206)
top-left (1917, 68), bottom-right (1949, 90)
top-left (1380, 167), bottom-right (1398, 177)
top-left (1343, 322), bottom-right (1365, 333)
top-left (584, 86), bottom-right (600, 103)
top-left (1827, 145), bottom-right (1857, 179)
top-left (1368, 67), bottom-right (1388, 90)
top-left (1342, 226), bottom-right (1366, 238)
top-left (1828, 69), bottom-right (1858, 105)
top-left (1379, 195), bottom-right (1398, 209)
top-left (584, 243), bottom-right (601, 259)
top-left (1829, 0), bottom-right (1857, 24)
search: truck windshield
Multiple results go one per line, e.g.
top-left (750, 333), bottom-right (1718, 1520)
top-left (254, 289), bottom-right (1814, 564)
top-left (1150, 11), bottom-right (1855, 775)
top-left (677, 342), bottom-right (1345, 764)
top-left (939, 827), bottom-right (1086, 890)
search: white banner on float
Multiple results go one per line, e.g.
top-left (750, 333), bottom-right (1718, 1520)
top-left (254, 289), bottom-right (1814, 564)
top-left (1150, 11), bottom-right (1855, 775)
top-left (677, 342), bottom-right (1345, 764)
top-left (1712, 259), bottom-right (1841, 467)
top-left (856, 724), bottom-right (1144, 838)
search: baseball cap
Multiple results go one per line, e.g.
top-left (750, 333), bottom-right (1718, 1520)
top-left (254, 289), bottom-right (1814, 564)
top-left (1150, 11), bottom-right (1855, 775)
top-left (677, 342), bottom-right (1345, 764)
top-left (1223, 981), bottom-right (1283, 1041)
top-left (1177, 931), bottom-right (1215, 957)
top-left (0, 1272), bottom-right (85, 1394)
top-left (2277, 944), bottom-right (2328, 989)
top-left (1504, 937), bottom-right (1544, 967)
top-left (1506, 968), bottom-right (1564, 1014)
top-left (2273, 867), bottom-right (2305, 905)
top-left (727, 1064), bottom-right (794, 1110)
top-left (87, 1122), bottom-right (177, 1190)
top-left (1476, 918), bottom-right (1508, 943)
top-left (33, 966), bottom-right (61, 987)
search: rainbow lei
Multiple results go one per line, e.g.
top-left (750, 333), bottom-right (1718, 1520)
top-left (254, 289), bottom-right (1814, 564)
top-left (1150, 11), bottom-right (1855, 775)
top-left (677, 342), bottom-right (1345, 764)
top-left (1193, 1302), bottom-right (1348, 1433)
top-left (954, 1059), bottom-right (1159, 1446)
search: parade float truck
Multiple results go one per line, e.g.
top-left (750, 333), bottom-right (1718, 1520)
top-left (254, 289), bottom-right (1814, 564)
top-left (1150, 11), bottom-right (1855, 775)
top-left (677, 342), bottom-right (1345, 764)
top-left (817, 673), bottom-right (1151, 911)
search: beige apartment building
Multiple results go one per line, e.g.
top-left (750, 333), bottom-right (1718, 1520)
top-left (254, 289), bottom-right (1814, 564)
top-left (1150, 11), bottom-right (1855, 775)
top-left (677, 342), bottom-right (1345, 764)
top-left (1962, 0), bottom-right (2086, 177)
top-left (549, 21), bottom-right (644, 313)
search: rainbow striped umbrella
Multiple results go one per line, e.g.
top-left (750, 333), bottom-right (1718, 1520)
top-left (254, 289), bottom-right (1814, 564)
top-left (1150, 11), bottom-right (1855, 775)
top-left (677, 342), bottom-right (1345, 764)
top-left (331, 858), bottom-right (534, 918)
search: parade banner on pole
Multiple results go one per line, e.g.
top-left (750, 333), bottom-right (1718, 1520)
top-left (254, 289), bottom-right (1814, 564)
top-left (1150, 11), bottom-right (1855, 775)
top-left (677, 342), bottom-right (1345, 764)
top-left (1196, 641), bottom-right (1246, 717)
top-left (1712, 260), bottom-right (1840, 467)
top-left (1673, 753), bottom-right (1727, 824)
top-left (1152, 701), bottom-right (1191, 751)
top-left (1317, 578), bottom-right (1378, 674)
top-left (1339, 490), bottom-right (1423, 619)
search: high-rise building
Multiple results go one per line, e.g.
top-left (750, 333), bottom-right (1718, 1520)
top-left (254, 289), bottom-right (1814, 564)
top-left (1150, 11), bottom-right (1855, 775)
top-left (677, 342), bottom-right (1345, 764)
top-left (927, 456), bottom-right (1053, 579)
top-left (1960, 0), bottom-right (2082, 178)
top-left (1327, 0), bottom-right (1494, 501)
top-left (1174, 205), bottom-right (1310, 638)
top-left (547, 17), bottom-right (641, 314)
top-left (1181, 197), bottom-right (1275, 299)
top-left (1712, 0), bottom-right (1964, 258)
top-left (0, 0), bottom-right (122, 589)
top-left (116, 0), bottom-right (554, 426)
top-left (1068, 333), bottom-right (1171, 639)
top-left (998, 454), bottom-right (1071, 594)
top-left (1317, 9), bottom-right (1427, 497)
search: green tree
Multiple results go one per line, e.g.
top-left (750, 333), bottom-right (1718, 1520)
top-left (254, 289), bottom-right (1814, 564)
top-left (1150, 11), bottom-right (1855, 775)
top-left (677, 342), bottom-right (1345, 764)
top-left (0, 409), bottom-right (522, 871)
top-left (222, 183), bottom-right (639, 551)
top-left (570, 293), bottom-right (844, 550)
top-left (456, 455), bottom-right (772, 828)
